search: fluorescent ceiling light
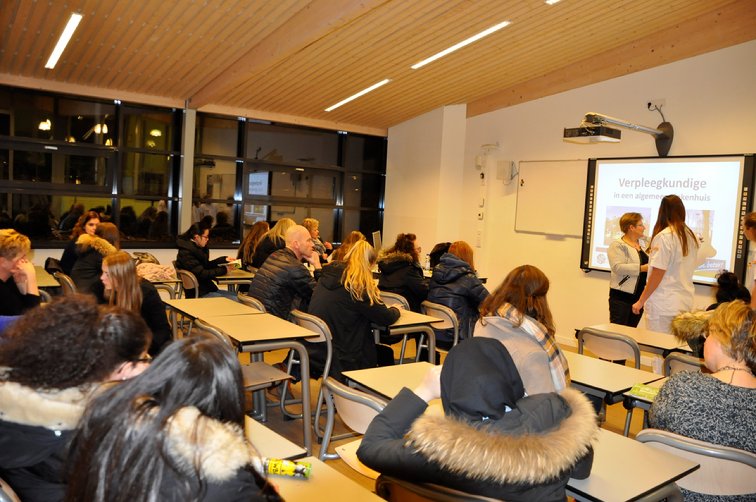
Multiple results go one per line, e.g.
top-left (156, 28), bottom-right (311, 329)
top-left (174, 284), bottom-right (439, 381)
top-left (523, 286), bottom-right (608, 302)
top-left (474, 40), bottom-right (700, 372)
top-left (45, 13), bottom-right (83, 69)
top-left (325, 79), bottom-right (391, 112)
top-left (411, 20), bottom-right (510, 70)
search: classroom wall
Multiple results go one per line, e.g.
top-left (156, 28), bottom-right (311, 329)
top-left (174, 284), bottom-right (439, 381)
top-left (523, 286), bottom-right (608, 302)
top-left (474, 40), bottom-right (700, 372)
top-left (385, 40), bottom-right (756, 344)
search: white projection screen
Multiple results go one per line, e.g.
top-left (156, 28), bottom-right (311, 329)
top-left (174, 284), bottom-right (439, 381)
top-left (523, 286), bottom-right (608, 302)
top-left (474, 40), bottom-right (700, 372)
top-left (580, 155), bottom-right (755, 285)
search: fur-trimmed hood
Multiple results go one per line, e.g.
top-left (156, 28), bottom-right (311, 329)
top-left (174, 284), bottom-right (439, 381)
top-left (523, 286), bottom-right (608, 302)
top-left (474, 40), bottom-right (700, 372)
top-left (0, 380), bottom-right (91, 430)
top-left (75, 233), bottom-right (117, 257)
top-left (377, 250), bottom-right (418, 273)
top-left (164, 407), bottom-right (262, 483)
top-left (671, 310), bottom-right (711, 342)
top-left (406, 387), bottom-right (597, 485)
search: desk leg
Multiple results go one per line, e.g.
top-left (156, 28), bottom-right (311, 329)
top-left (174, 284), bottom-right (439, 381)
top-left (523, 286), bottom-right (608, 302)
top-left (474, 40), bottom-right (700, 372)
top-left (386, 326), bottom-right (437, 364)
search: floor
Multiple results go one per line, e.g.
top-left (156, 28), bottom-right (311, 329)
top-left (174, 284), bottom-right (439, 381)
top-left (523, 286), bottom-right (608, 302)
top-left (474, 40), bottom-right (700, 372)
top-left (251, 344), bottom-right (652, 496)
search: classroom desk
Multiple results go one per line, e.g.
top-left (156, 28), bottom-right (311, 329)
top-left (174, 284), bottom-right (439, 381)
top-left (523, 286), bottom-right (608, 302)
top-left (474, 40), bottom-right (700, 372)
top-left (272, 456), bottom-right (383, 501)
top-left (34, 265), bottom-right (59, 288)
top-left (164, 297), bottom-right (263, 319)
top-left (621, 377), bottom-right (668, 436)
top-left (207, 313), bottom-right (317, 455)
top-left (343, 362), bottom-right (434, 400)
top-left (567, 429), bottom-right (698, 502)
top-left (565, 351), bottom-right (664, 405)
top-left (586, 323), bottom-right (691, 356)
top-left (381, 310), bottom-right (441, 364)
top-left (244, 416), bottom-right (306, 460)
top-left (216, 268), bottom-right (255, 292)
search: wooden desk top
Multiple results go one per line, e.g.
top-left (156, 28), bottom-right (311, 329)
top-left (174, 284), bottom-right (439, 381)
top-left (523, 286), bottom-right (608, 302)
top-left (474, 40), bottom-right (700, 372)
top-left (390, 309), bottom-right (442, 328)
top-left (34, 265), bottom-right (59, 288)
top-left (245, 416), bottom-right (306, 460)
top-left (588, 323), bottom-right (690, 352)
top-left (207, 313), bottom-right (317, 344)
top-left (216, 269), bottom-right (255, 282)
top-left (165, 297), bottom-right (262, 319)
top-left (344, 362), bottom-right (434, 400)
top-left (272, 456), bottom-right (382, 501)
top-left (567, 429), bottom-right (698, 501)
top-left (565, 351), bottom-right (663, 396)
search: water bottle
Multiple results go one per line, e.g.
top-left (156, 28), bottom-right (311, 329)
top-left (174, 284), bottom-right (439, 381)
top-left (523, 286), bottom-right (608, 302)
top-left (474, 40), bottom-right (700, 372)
top-left (423, 253), bottom-right (430, 271)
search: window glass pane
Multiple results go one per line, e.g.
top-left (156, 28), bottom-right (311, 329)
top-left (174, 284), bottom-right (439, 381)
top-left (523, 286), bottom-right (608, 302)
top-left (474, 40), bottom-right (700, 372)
top-left (0, 149), bottom-right (8, 179)
top-left (193, 159), bottom-right (237, 202)
top-left (57, 98), bottom-right (116, 145)
top-left (209, 203), bottom-right (239, 244)
top-left (245, 163), bottom-right (337, 202)
top-left (197, 115), bottom-right (238, 157)
top-left (122, 152), bottom-right (172, 196)
top-left (344, 134), bottom-right (386, 172)
top-left (270, 205), bottom-right (308, 223)
top-left (246, 122), bottom-right (338, 165)
top-left (341, 209), bottom-right (382, 243)
top-left (8, 92), bottom-right (54, 140)
top-left (243, 203), bottom-right (268, 226)
top-left (123, 108), bottom-right (174, 151)
top-left (10, 150), bottom-right (52, 182)
top-left (343, 173), bottom-right (384, 208)
top-left (118, 198), bottom-right (172, 242)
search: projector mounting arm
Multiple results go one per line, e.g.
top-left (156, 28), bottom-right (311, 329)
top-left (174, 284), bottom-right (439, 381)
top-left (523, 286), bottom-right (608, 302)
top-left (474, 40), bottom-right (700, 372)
top-left (583, 112), bottom-right (674, 157)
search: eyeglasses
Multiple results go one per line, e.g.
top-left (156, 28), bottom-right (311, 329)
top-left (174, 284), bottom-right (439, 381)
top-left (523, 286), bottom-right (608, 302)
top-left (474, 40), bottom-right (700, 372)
top-left (133, 354), bottom-right (152, 364)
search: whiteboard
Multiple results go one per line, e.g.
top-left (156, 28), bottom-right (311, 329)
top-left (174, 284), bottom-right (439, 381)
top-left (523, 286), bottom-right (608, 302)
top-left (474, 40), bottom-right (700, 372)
top-left (515, 160), bottom-right (587, 236)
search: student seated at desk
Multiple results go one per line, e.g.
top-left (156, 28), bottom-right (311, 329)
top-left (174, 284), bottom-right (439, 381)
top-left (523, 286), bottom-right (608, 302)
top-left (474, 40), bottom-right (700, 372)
top-left (59, 210), bottom-right (100, 275)
top-left (66, 334), bottom-right (282, 502)
top-left (357, 338), bottom-right (597, 501)
top-left (377, 232), bottom-right (428, 312)
top-left (0, 229), bottom-right (40, 316)
top-left (70, 222), bottom-right (119, 295)
top-left (175, 222), bottom-right (236, 300)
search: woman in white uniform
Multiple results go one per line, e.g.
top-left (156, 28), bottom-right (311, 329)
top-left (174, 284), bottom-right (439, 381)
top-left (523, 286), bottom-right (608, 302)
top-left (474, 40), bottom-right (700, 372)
top-left (632, 195), bottom-right (709, 333)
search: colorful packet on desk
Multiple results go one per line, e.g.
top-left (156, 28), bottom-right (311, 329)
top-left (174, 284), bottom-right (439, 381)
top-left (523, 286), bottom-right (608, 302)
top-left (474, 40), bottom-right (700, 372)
top-left (627, 383), bottom-right (660, 400)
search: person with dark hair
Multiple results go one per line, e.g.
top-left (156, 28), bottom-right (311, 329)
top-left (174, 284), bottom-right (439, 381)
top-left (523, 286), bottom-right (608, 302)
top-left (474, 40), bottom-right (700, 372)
top-left (66, 334), bottom-right (282, 502)
top-left (377, 232), bottom-right (428, 312)
top-left (175, 222), bottom-right (236, 299)
top-left (428, 242), bottom-right (451, 269)
top-left (58, 203), bottom-right (84, 232)
top-left (237, 221), bottom-right (270, 271)
top-left (427, 241), bottom-right (489, 349)
top-left (707, 271), bottom-right (751, 311)
top-left (147, 210), bottom-right (169, 241)
top-left (608, 212), bottom-right (648, 327)
top-left (210, 211), bottom-right (237, 242)
top-left (0, 229), bottom-right (40, 315)
top-left (0, 296), bottom-right (151, 501)
top-left (70, 221), bottom-right (120, 295)
top-left (59, 210), bottom-right (100, 275)
top-left (632, 195), bottom-right (714, 333)
top-left (357, 338), bottom-right (596, 501)
top-left (330, 230), bottom-right (365, 262)
top-left (475, 264), bottom-right (569, 395)
top-left (135, 206), bottom-right (157, 238)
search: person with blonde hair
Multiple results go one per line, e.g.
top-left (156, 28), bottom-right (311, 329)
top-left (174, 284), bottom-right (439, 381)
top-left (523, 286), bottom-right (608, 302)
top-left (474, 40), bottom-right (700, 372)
top-left (302, 217), bottom-right (332, 262)
top-left (0, 229), bottom-right (40, 315)
top-left (428, 240), bottom-right (489, 349)
top-left (309, 240), bottom-right (400, 378)
top-left (330, 230), bottom-right (365, 262)
top-left (94, 251), bottom-right (172, 355)
top-left (251, 217), bottom-right (295, 268)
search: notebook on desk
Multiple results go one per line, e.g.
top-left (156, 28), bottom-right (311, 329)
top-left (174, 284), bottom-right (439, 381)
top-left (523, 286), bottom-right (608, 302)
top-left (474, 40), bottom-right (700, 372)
top-left (372, 231), bottom-right (382, 253)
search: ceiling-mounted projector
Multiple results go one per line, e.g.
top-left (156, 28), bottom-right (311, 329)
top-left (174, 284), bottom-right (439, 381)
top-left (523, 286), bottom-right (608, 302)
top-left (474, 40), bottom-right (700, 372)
top-left (563, 125), bottom-right (621, 144)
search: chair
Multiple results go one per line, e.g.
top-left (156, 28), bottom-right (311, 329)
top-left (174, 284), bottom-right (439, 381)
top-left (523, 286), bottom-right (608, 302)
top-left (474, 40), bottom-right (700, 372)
top-left (0, 475), bottom-right (21, 502)
top-left (52, 271), bottom-right (77, 295)
top-left (38, 289), bottom-right (52, 303)
top-left (379, 292), bottom-right (413, 362)
top-left (577, 327), bottom-right (641, 368)
top-left (238, 292), bottom-right (266, 312)
top-left (176, 269), bottom-right (199, 299)
top-left (421, 300), bottom-right (460, 360)
top-left (319, 376), bottom-right (387, 461)
top-left (636, 428), bottom-right (756, 497)
top-left (153, 283), bottom-right (177, 339)
top-left (375, 474), bottom-right (501, 502)
top-left (664, 352), bottom-right (705, 376)
top-left (193, 320), bottom-right (292, 420)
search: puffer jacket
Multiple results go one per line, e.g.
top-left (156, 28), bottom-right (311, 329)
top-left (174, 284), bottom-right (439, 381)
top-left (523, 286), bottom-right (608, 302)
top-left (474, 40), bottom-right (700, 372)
top-left (247, 248), bottom-right (320, 319)
top-left (427, 253), bottom-right (489, 343)
top-left (377, 251), bottom-right (428, 312)
top-left (70, 233), bottom-right (117, 294)
top-left (358, 387), bottom-right (597, 501)
top-left (175, 237), bottom-right (228, 297)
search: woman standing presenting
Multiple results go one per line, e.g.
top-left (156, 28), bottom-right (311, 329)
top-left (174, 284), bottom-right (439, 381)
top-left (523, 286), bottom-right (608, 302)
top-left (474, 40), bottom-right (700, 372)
top-left (632, 195), bottom-right (711, 333)
top-left (608, 213), bottom-right (648, 327)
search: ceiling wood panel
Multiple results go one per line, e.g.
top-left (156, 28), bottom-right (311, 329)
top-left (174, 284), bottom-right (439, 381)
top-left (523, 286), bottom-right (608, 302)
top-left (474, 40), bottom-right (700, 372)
top-left (1, 0), bottom-right (753, 134)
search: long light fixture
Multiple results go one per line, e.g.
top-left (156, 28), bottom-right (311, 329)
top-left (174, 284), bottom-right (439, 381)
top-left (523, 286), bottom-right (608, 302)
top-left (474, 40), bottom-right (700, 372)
top-left (45, 13), bottom-right (83, 69)
top-left (324, 79), bottom-right (391, 112)
top-left (411, 20), bottom-right (510, 70)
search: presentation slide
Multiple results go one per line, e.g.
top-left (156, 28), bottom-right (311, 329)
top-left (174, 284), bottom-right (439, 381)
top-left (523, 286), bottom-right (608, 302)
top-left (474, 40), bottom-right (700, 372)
top-left (581, 156), bottom-right (753, 285)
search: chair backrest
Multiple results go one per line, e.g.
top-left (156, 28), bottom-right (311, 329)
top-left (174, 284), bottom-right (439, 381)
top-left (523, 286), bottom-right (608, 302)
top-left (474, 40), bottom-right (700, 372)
top-left (421, 300), bottom-right (459, 344)
top-left (52, 271), bottom-right (77, 295)
top-left (380, 291), bottom-right (410, 310)
top-left (38, 289), bottom-right (52, 303)
top-left (322, 377), bottom-right (386, 434)
top-left (636, 428), bottom-right (756, 496)
top-left (663, 352), bottom-right (705, 376)
top-left (153, 282), bottom-right (176, 300)
top-left (289, 309), bottom-right (332, 379)
top-left (0, 475), bottom-right (21, 502)
top-left (176, 269), bottom-right (199, 298)
top-left (193, 319), bottom-right (237, 351)
top-left (238, 293), bottom-right (266, 312)
top-left (375, 474), bottom-right (501, 502)
top-left (577, 327), bottom-right (641, 368)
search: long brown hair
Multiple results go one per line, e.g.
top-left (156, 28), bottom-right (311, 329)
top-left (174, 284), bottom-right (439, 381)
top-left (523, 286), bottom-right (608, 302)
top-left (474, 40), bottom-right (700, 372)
top-left (387, 233), bottom-right (419, 263)
top-left (103, 251), bottom-right (142, 312)
top-left (237, 221), bottom-right (270, 267)
top-left (96, 222), bottom-right (121, 249)
top-left (649, 195), bottom-right (697, 256)
top-left (448, 241), bottom-right (475, 271)
top-left (71, 211), bottom-right (101, 240)
top-left (480, 265), bottom-right (555, 336)
top-left (331, 230), bottom-right (365, 262)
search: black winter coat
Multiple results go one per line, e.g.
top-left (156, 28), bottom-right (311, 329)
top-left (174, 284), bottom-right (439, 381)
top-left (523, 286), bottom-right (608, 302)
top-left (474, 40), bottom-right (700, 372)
top-left (70, 234), bottom-right (117, 295)
top-left (247, 248), bottom-right (320, 319)
top-left (377, 251), bottom-right (428, 312)
top-left (308, 262), bottom-right (400, 379)
top-left (427, 253), bottom-right (489, 344)
top-left (175, 237), bottom-right (228, 297)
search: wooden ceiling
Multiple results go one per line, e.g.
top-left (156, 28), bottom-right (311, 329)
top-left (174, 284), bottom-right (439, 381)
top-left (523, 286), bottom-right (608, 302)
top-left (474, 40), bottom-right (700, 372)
top-left (2, 0), bottom-right (755, 136)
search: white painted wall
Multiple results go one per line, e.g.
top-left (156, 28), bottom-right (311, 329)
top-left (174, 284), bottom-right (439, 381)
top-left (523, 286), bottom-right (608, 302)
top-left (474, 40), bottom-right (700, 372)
top-left (386, 41), bottom-right (756, 344)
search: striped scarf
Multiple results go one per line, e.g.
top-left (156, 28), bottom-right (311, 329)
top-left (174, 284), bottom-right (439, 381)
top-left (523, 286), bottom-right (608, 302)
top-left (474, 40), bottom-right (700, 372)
top-left (496, 303), bottom-right (570, 390)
